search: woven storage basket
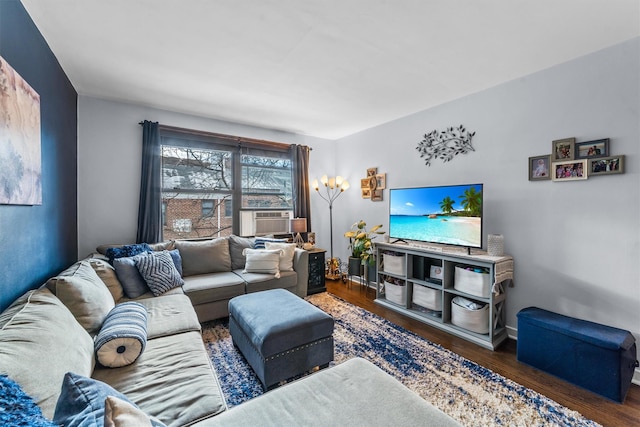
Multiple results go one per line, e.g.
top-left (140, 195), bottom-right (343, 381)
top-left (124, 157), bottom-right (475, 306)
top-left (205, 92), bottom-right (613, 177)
top-left (383, 280), bottom-right (406, 305)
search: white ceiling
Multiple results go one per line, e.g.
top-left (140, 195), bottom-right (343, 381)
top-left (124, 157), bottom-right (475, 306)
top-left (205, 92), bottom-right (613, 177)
top-left (21, 0), bottom-right (640, 139)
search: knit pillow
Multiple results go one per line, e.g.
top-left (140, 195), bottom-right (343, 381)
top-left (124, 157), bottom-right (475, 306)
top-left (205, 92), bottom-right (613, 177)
top-left (135, 251), bottom-right (185, 296)
top-left (105, 243), bottom-right (152, 264)
top-left (94, 302), bottom-right (148, 368)
top-left (0, 375), bottom-right (56, 427)
top-left (242, 249), bottom-right (283, 278)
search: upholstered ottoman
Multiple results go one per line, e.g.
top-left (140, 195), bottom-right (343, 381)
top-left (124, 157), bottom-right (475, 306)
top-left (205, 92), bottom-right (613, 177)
top-left (517, 307), bottom-right (638, 402)
top-left (228, 289), bottom-right (334, 389)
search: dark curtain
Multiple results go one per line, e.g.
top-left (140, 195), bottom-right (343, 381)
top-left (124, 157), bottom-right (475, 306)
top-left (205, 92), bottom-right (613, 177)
top-left (136, 121), bottom-right (162, 243)
top-left (291, 144), bottom-right (311, 231)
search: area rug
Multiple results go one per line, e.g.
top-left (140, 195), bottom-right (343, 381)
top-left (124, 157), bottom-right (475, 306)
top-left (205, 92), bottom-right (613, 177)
top-left (202, 292), bottom-right (600, 427)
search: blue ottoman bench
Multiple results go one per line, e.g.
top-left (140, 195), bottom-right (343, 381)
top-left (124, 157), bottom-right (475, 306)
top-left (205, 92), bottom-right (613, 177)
top-left (228, 289), bottom-right (334, 390)
top-left (517, 307), bottom-right (638, 402)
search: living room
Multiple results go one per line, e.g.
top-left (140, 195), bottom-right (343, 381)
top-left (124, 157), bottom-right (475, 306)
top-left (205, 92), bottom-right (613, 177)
top-left (1, 1), bottom-right (639, 425)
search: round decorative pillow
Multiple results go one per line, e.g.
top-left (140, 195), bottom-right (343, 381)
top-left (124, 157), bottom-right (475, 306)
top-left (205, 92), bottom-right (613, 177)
top-left (94, 302), bottom-right (148, 368)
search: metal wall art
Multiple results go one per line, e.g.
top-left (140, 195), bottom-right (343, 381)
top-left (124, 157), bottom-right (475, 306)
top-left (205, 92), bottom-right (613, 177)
top-left (416, 125), bottom-right (475, 167)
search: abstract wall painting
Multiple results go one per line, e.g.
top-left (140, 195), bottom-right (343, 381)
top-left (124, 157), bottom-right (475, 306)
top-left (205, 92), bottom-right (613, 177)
top-left (0, 55), bottom-right (41, 205)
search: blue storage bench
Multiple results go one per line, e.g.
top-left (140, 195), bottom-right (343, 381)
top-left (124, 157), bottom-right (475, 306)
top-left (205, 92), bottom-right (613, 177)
top-left (229, 289), bottom-right (334, 390)
top-left (517, 307), bottom-right (638, 402)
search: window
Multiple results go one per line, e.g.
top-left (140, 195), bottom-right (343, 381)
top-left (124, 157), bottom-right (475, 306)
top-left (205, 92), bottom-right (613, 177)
top-left (159, 130), bottom-right (293, 240)
top-left (201, 200), bottom-right (214, 218)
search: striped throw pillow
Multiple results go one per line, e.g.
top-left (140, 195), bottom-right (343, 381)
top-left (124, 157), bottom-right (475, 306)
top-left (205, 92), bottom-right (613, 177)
top-left (95, 302), bottom-right (148, 368)
top-left (253, 237), bottom-right (288, 250)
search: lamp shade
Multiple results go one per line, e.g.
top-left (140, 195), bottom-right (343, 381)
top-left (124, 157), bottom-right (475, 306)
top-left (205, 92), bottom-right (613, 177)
top-left (290, 218), bottom-right (307, 233)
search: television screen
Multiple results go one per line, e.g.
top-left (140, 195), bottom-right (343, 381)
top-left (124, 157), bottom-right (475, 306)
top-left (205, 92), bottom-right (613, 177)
top-left (389, 184), bottom-right (483, 248)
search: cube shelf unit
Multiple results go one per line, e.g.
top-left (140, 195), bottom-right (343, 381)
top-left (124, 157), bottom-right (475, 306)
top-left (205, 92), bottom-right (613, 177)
top-left (374, 242), bottom-right (513, 350)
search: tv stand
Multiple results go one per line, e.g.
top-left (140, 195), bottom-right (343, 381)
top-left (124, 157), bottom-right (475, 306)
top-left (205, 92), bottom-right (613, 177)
top-left (373, 242), bottom-right (513, 350)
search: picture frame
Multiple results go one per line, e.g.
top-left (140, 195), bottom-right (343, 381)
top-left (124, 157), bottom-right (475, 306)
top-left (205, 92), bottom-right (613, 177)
top-left (367, 167), bottom-right (377, 177)
top-left (360, 178), bottom-right (371, 189)
top-left (371, 189), bottom-right (383, 201)
top-left (375, 173), bottom-right (386, 189)
top-left (307, 232), bottom-right (316, 245)
top-left (368, 175), bottom-right (378, 190)
top-left (361, 189), bottom-right (371, 198)
top-left (0, 55), bottom-right (42, 205)
top-left (429, 265), bottom-right (443, 280)
top-left (528, 155), bottom-right (551, 181)
top-left (552, 137), bottom-right (576, 161)
top-left (575, 138), bottom-right (609, 159)
top-left (588, 155), bottom-right (624, 176)
top-left (552, 159), bottom-right (587, 181)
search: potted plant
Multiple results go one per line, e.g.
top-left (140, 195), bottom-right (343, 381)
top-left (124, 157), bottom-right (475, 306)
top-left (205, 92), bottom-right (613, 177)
top-left (344, 220), bottom-right (385, 276)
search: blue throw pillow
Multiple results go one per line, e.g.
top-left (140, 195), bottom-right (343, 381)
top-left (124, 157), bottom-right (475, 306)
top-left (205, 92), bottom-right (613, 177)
top-left (113, 254), bottom-right (150, 298)
top-left (0, 375), bottom-right (56, 426)
top-left (52, 372), bottom-right (133, 427)
top-left (253, 237), bottom-right (288, 250)
top-left (106, 243), bottom-right (152, 264)
top-left (167, 248), bottom-right (183, 276)
top-left (135, 251), bottom-right (184, 296)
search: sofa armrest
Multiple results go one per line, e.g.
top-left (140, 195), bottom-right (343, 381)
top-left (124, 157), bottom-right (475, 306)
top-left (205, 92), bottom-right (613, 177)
top-left (292, 248), bottom-right (309, 297)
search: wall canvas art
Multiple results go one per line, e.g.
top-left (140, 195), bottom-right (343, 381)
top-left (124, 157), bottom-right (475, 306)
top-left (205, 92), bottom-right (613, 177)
top-left (0, 55), bottom-right (41, 205)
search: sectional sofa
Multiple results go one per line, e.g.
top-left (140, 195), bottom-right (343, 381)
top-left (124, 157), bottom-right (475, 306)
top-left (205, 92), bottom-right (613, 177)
top-left (0, 236), bottom-right (460, 426)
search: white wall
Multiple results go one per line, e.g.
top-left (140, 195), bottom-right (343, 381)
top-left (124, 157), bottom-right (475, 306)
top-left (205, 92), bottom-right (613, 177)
top-left (77, 98), bottom-right (330, 257)
top-left (320, 38), bottom-right (639, 343)
top-left (78, 38), bottom-right (639, 350)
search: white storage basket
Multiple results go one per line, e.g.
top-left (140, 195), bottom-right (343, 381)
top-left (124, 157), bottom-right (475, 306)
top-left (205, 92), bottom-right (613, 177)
top-left (382, 253), bottom-right (406, 276)
top-left (412, 285), bottom-right (442, 311)
top-left (454, 266), bottom-right (491, 298)
top-left (383, 280), bottom-right (406, 305)
top-left (450, 297), bottom-right (489, 334)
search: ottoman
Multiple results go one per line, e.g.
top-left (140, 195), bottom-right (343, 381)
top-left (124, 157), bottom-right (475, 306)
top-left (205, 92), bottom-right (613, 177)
top-left (517, 307), bottom-right (638, 402)
top-left (228, 289), bottom-right (334, 389)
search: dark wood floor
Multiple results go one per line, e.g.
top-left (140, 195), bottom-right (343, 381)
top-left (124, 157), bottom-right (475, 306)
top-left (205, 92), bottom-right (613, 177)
top-left (325, 279), bottom-right (640, 427)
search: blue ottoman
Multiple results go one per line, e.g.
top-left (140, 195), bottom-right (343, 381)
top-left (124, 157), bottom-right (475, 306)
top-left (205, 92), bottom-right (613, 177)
top-left (228, 289), bottom-right (334, 390)
top-left (517, 307), bottom-right (638, 402)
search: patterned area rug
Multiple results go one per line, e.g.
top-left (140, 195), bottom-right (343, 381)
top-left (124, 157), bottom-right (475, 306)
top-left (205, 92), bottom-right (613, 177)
top-left (202, 292), bottom-right (600, 427)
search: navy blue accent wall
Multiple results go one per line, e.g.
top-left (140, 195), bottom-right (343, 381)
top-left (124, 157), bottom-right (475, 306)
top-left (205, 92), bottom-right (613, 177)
top-left (0, 1), bottom-right (78, 311)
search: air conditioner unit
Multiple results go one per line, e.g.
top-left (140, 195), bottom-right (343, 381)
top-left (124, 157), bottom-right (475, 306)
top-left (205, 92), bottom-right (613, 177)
top-left (239, 210), bottom-right (293, 237)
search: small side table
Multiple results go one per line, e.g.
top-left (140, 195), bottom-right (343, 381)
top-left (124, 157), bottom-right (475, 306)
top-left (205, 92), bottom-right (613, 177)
top-left (306, 248), bottom-right (326, 295)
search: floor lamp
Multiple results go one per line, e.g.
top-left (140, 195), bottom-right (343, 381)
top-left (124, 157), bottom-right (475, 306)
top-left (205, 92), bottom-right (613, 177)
top-left (312, 175), bottom-right (350, 279)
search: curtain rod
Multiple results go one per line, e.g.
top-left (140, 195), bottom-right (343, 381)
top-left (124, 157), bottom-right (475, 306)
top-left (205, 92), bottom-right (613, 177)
top-left (138, 121), bottom-right (311, 151)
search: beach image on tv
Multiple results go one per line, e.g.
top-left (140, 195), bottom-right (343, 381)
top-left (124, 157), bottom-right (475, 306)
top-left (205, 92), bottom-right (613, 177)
top-left (389, 184), bottom-right (482, 247)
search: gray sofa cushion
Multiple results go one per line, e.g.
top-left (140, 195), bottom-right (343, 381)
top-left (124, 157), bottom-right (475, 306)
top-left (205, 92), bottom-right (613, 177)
top-left (92, 331), bottom-right (226, 427)
top-left (135, 294), bottom-right (201, 339)
top-left (202, 357), bottom-right (461, 427)
top-left (182, 272), bottom-right (245, 306)
top-left (89, 258), bottom-right (125, 302)
top-left (240, 270), bottom-right (298, 294)
top-left (0, 288), bottom-right (95, 420)
top-left (175, 238), bottom-right (231, 276)
top-left (45, 260), bottom-right (115, 335)
top-left (228, 235), bottom-right (255, 270)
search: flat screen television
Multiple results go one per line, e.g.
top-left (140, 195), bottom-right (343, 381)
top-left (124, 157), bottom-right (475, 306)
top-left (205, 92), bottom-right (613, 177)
top-left (389, 183), bottom-right (483, 249)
